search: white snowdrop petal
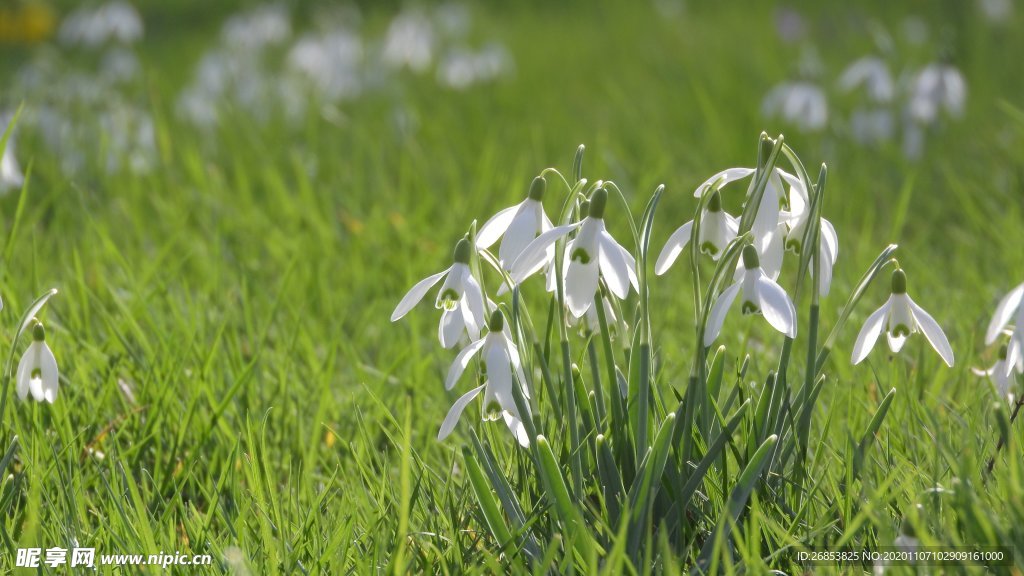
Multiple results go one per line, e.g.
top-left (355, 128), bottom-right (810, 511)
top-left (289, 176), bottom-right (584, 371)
top-left (704, 282), bottom-right (742, 347)
top-left (887, 332), bottom-right (908, 353)
top-left (598, 231), bottom-right (632, 299)
top-left (40, 342), bottom-right (59, 403)
top-left (391, 267), bottom-right (450, 322)
top-left (509, 223), bottom-right (580, 284)
top-left (485, 338), bottom-right (515, 398)
top-left (909, 298), bottom-right (955, 367)
top-left (820, 219), bottom-right (839, 264)
top-left (655, 221), bottom-right (693, 275)
top-left (437, 384), bottom-right (486, 441)
top-left (499, 203), bottom-right (539, 267)
top-left (15, 344), bottom-right (31, 400)
top-left (476, 204), bottom-right (519, 249)
top-left (693, 167), bottom-right (755, 198)
top-left (985, 283), bottom-right (1024, 344)
top-left (445, 338), bottom-right (485, 390)
top-left (852, 300), bottom-right (890, 364)
top-left (503, 411), bottom-right (531, 447)
top-left (565, 251), bottom-right (600, 319)
top-left (754, 274), bottom-right (797, 338)
top-left (462, 274), bottom-right (486, 331)
top-left (439, 307), bottom-right (465, 349)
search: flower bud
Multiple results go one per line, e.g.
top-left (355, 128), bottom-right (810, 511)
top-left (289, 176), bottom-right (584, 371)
top-left (891, 269), bottom-right (907, 294)
top-left (528, 176), bottom-right (546, 201)
top-left (589, 188), bottom-right (607, 219)
top-left (741, 244), bottom-right (760, 269)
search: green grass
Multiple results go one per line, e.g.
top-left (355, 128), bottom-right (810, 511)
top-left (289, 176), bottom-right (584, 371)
top-left (1, 1), bottom-right (1024, 573)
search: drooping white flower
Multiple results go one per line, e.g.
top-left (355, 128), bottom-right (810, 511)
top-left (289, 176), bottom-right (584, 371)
top-left (762, 81), bottom-right (828, 132)
top-left (972, 344), bottom-right (1022, 403)
top-left (655, 190), bottom-right (738, 275)
top-left (438, 310), bottom-right (531, 447)
top-left (984, 282), bottom-right (1024, 377)
top-left (569, 293), bottom-right (627, 338)
top-left (0, 116), bottom-right (24, 194)
top-left (691, 166), bottom-right (794, 260)
top-left (705, 245), bottom-right (797, 346)
top-left (58, 1), bottom-right (144, 47)
top-left (16, 324), bottom-right (59, 404)
top-left (851, 269), bottom-right (954, 366)
top-left (391, 238), bottom-right (486, 349)
top-left (509, 188), bottom-right (638, 318)
top-left (909, 63), bottom-right (966, 123)
top-left (777, 171), bottom-right (839, 296)
top-left (838, 57), bottom-right (895, 103)
top-left (476, 176), bottom-right (554, 285)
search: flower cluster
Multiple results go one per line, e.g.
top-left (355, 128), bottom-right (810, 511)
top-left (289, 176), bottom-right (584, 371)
top-left (391, 139), bottom-right (956, 448)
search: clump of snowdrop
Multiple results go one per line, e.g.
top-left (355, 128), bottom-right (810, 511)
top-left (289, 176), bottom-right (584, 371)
top-left (852, 269), bottom-right (954, 366)
top-left (762, 80), bottom-right (828, 133)
top-left (16, 323), bottom-right (59, 404)
top-left (58, 1), bottom-right (143, 47)
top-left (392, 137), bottom-right (964, 570)
top-left (221, 4), bottom-right (292, 51)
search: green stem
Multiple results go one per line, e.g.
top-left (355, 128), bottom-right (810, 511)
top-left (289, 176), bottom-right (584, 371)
top-left (562, 340), bottom-right (583, 497)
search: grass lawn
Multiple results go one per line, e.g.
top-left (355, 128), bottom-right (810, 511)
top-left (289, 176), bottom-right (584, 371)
top-left (1, 0), bottom-right (1023, 573)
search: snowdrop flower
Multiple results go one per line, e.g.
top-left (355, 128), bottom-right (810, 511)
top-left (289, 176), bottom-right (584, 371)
top-left (972, 345), bottom-right (1021, 403)
top-left (838, 57), bottom-right (895, 103)
top-left (762, 81), bottom-right (828, 132)
top-left (705, 245), bottom-right (797, 346)
top-left (438, 311), bottom-right (531, 447)
top-left (510, 188), bottom-right (638, 318)
top-left (851, 269), bottom-right (954, 366)
top-left (691, 166), bottom-right (792, 263)
top-left (391, 238), bottom-right (486, 349)
top-left (909, 63), bottom-right (966, 123)
top-left (16, 323), bottom-right (59, 403)
top-left (655, 190), bottom-right (738, 275)
top-left (222, 5), bottom-right (292, 51)
top-left (0, 119), bottom-right (24, 194)
top-left (476, 176), bottom-right (554, 271)
top-left (778, 172), bottom-right (839, 295)
top-left (984, 282), bottom-right (1024, 376)
top-left (381, 9), bottom-right (435, 73)
top-left (59, 1), bottom-right (144, 47)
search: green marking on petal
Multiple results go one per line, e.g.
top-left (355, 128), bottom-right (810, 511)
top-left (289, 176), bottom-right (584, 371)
top-left (570, 248), bottom-right (591, 264)
top-left (700, 241), bottom-right (719, 256)
top-left (438, 289), bottom-right (459, 310)
top-left (785, 238), bottom-right (802, 254)
top-left (892, 324), bottom-right (911, 337)
top-left (31, 368), bottom-right (42, 379)
top-left (483, 399), bottom-right (502, 421)
top-left (741, 300), bottom-right (759, 315)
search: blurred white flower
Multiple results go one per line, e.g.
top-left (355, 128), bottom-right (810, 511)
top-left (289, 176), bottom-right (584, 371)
top-left (222, 4), bottom-right (292, 51)
top-left (287, 30), bottom-right (364, 101)
top-left (985, 282), bottom-right (1024, 378)
top-left (839, 57), bottom-right (894, 103)
top-left (476, 176), bottom-right (554, 276)
top-left (382, 9), bottom-right (436, 73)
top-left (973, 344), bottom-right (1021, 403)
top-left (909, 63), bottom-right (966, 123)
top-left (510, 188), bottom-right (637, 318)
top-left (16, 324), bottom-right (59, 404)
top-left (1, 115), bottom-right (24, 194)
top-left (391, 238), bottom-right (487, 349)
top-left (849, 108), bottom-right (895, 144)
top-left (439, 310), bottom-right (531, 447)
top-left (100, 47), bottom-right (141, 84)
top-left (438, 44), bottom-right (512, 90)
top-left (763, 81), bottom-right (828, 132)
top-left (705, 245), bottom-right (797, 346)
top-left (59, 1), bottom-right (144, 47)
top-left (852, 269), bottom-right (954, 366)
top-left (978, 0), bottom-right (1013, 22)
top-left (656, 190), bottom-right (738, 275)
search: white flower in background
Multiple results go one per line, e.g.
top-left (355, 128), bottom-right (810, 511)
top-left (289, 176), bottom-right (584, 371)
top-left (778, 171), bottom-right (839, 296)
top-left (16, 324), bottom-right (59, 404)
top-left (655, 190), bottom-right (738, 274)
top-left (849, 108), bottom-right (895, 144)
top-left (391, 238), bottom-right (486, 349)
top-left (839, 57), bottom-right (895, 103)
top-left (984, 282), bottom-right (1024, 376)
top-left (972, 344), bottom-right (1021, 403)
top-left (382, 9), bottom-right (436, 73)
top-left (59, 1), bottom-right (144, 47)
top-left (979, 0), bottom-right (1013, 23)
top-left (705, 245), bottom-right (797, 346)
top-left (510, 188), bottom-right (638, 318)
top-left (762, 81), bottom-right (828, 132)
top-left (569, 294), bottom-right (627, 337)
top-left (287, 30), bottom-right (364, 101)
top-left (438, 44), bottom-right (512, 90)
top-left (438, 311), bottom-right (531, 447)
top-left (852, 269), bottom-right (954, 366)
top-left (222, 4), bottom-right (292, 51)
top-left (476, 176), bottom-right (553, 272)
top-left (909, 63), bottom-right (966, 123)
top-left (1, 116), bottom-right (24, 194)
